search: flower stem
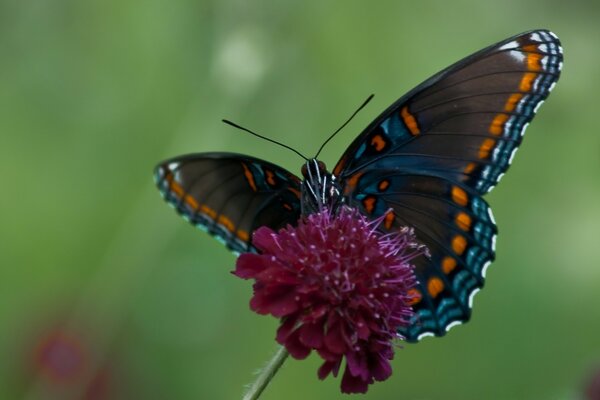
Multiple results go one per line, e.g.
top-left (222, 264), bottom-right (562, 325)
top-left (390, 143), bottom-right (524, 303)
top-left (243, 346), bottom-right (289, 400)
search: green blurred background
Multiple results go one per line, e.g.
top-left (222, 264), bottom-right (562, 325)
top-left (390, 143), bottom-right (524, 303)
top-left (1, 1), bottom-right (599, 399)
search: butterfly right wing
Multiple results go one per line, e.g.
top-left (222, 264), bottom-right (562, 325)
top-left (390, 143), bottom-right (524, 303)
top-left (154, 152), bottom-right (302, 254)
top-left (333, 30), bottom-right (562, 341)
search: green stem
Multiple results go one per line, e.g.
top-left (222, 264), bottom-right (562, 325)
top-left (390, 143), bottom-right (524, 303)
top-left (243, 346), bottom-right (289, 400)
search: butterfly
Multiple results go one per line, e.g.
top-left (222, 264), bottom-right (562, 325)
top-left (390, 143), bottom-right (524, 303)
top-left (154, 30), bottom-right (562, 342)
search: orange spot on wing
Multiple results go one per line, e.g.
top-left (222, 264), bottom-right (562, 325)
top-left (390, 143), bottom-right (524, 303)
top-left (442, 257), bottom-right (457, 274)
top-left (237, 230), bottom-right (249, 241)
top-left (378, 179), bottom-right (390, 191)
top-left (528, 54), bottom-right (542, 71)
top-left (478, 138), bottom-right (496, 159)
top-left (489, 114), bottom-right (509, 136)
top-left (464, 162), bottom-right (477, 174)
top-left (218, 215), bottom-right (235, 232)
top-left (427, 277), bottom-right (444, 298)
top-left (165, 173), bottom-right (185, 197)
top-left (519, 72), bottom-right (537, 92)
top-left (384, 212), bottom-right (395, 229)
top-left (242, 163), bottom-right (258, 192)
top-left (451, 186), bottom-right (468, 207)
top-left (452, 235), bottom-right (467, 255)
top-left (333, 157), bottom-right (346, 176)
top-left (265, 169), bottom-right (276, 186)
top-left (344, 172), bottom-right (364, 194)
top-left (401, 106), bottom-right (420, 135)
top-left (200, 205), bottom-right (217, 219)
top-left (408, 288), bottom-right (422, 305)
top-left (288, 187), bottom-right (301, 198)
top-left (504, 93), bottom-right (523, 112)
top-left (522, 45), bottom-right (542, 71)
top-left (522, 44), bottom-right (538, 52)
top-left (283, 203), bottom-right (293, 211)
top-left (163, 173), bottom-right (224, 224)
top-left (184, 195), bottom-right (199, 210)
top-left (363, 196), bottom-right (376, 213)
top-left (455, 212), bottom-right (472, 231)
top-left (370, 135), bottom-right (387, 151)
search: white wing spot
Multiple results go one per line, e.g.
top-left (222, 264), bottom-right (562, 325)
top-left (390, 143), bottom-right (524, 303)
top-left (468, 288), bottom-right (481, 308)
top-left (487, 207), bottom-right (497, 225)
top-left (508, 50), bottom-right (526, 63)
top-left (541, 31), bottom-right (553, 42)
top-left (499, 41), bottom-right (519, 51)
top-left (417, 332), bottom-right (435, 341)
top-left (445, 320), bottom-right (463, 332)
top-left (520, 122), bottom-right (530, 137)
top-left (530, 32), bottom-right (542, 42)
top-left (482, 261), bottom-right (492, 278)
top-left (508, 147), bottom-right (519, 165)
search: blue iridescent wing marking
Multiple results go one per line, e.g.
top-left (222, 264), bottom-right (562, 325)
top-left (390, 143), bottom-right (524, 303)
top-left (335, 30), bottom-right (563, 342)
top-left (154, 152), bottom-right (302, 254)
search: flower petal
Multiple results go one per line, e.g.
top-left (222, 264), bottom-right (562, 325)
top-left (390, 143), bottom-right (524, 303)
top-left (252, 226), bottom-right (291, 255)
top-left (346, 350), bottom-right (369, 381)
top-left (249, 285), bottom-right (299, 317)
top-left (317, 359), bottom-right (341, 380)
top-left (234, 254), bottom-right (268, 279)
top-left (276, 315), bottom-right (299, 344)
top-left (284, 328), bottom-right (311, 360)
top-left (299, 322), bottom-right (323, 348)
top-left (370, 352), bottom-right (392, 381)
top-left (340, 366), bottom-right (369, 394)
top-left (323, 324), bottom-right (347, 355)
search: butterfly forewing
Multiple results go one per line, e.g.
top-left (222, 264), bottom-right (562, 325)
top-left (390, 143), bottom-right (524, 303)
top-left (155, 153), bottom-right (302, 253)
top-left (335, 30), bottom-right (562, 194)
top-left (335, 29), bottom-right (562, 341)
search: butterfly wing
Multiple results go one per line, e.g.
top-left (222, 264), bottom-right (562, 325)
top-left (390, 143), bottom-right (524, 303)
top-left (335, 30), bottom-right (563, 341)
top-left (155, 152), bottom-right (302, 253)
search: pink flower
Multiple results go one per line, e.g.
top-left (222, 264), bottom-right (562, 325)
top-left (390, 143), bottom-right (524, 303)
top-left (234, 206), bottom-right (426, 393)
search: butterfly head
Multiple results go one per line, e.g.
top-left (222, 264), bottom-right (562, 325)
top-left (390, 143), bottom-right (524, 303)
top-left (300, 159), bottom-right (342, 216)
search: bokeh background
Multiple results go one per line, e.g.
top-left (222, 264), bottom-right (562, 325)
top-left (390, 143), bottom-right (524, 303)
top-left (1, 1), bottom-right (599, 399)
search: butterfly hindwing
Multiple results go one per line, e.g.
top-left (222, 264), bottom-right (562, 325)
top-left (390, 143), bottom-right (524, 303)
top-left (336, 30), bottom-right (562, 342)
top-left (345, 171), bottom-right (496, 341)
top-left (154, 153), bottom-right (302, 253)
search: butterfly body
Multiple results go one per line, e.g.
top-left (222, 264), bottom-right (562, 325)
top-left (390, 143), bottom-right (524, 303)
top-left (155, 30), bottom-right (562, 342)
top-left (300, 159), bottom-right (342, 216)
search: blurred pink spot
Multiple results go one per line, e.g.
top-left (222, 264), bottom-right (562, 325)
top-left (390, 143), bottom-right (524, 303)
top-left (34, 329), bottom-right (87, 383)
top-left (586, 365), bottom-right (600, 400)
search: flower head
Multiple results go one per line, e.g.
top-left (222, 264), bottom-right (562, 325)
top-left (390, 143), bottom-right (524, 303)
top-left (234, 206), bottom-right (426, 393)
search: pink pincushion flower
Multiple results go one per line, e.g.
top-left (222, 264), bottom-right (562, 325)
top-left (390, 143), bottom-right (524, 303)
top-left (234, 206), bottom-right (426, 394)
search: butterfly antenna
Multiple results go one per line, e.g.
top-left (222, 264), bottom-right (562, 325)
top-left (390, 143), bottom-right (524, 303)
top-left (222, 119), bottom-right (309, 161)
top-left (314, 94), bottom-right (374, 159)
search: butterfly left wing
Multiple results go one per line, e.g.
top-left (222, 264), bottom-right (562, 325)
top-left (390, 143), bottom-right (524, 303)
top-left (155, 152), bottom-right (302, 254)
top-left (334, 30), bottom-right (563, 342)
